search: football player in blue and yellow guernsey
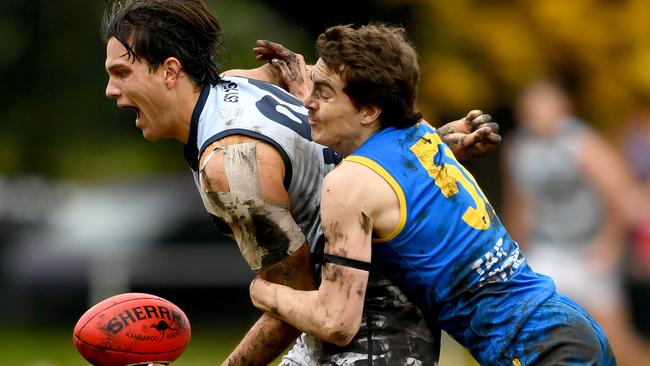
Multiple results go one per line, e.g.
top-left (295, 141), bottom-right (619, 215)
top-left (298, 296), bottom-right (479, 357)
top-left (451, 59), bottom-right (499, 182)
top-left (251, 23), bottom-right (616, 365)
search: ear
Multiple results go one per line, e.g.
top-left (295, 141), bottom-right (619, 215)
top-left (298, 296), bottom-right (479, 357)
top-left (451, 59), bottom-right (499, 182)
top-left (162, 57), bottom-right (183, 89)
top-left (360, 104), bottom-right (381, 126)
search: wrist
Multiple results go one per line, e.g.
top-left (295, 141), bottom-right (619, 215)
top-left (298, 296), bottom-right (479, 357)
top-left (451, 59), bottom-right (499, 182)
top-left (250, 278), bottom-right (270, 311)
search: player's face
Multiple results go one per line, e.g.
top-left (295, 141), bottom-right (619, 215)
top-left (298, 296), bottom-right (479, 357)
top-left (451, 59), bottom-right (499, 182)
top-left (305, 59), bottom-right (368, 156)
top-left (516, 84), bottom-right (567, 137)
top-left (105, 37), bottom-right (174, 141)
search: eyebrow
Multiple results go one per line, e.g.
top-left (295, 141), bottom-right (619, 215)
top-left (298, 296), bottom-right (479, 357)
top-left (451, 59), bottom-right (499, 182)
top-left (106, 64), bottom-right (129, 74)
top-left (310, 68), bottom-right (335, 90)
top-left (313, 78), bottom-right (335, 92)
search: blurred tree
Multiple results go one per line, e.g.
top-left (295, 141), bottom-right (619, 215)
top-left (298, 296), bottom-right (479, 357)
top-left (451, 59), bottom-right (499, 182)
top-left (409, 0), bottom-right (650, 135)
top-left (3, 0), bottom-right (649, 181)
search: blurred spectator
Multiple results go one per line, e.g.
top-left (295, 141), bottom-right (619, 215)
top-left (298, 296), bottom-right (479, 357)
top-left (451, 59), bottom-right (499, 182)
top-left (501, 80), bottom-right (649, 366)
top-left (620, 107), bottom-right (650, 343)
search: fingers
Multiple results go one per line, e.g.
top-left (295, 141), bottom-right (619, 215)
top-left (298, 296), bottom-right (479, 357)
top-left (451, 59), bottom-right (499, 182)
top-left (270, 58), bottom-right (291, 78)
top-left (458, 128), bottom-right (501, 149)
top-left (472, 127), bottom-right (501, 144)
top-left (465, 109), bottom-right (484, 123)
top-left (466, 139), bottom-right (499, 157)
top-left (467, 112), bottom-right (491, 128)
top-left (460, 135), bottom-right (501, 160)
top-left (256, 39), bottom-right (294, 57)
top-left (476, 121), bottom-right (499, 134)
top-left (253, 45), bottom-right (276, 61)
top-left (474, 126), bottom-right (492, 139)
top-left (254, 39), bottom-right (298, 63)
top-left (458, 128), bottom-right (483, 147)
top-left (443, 117), bottom-right (503, 160)
top-left (485, 132), bottom-right (502, 145)
top-left (268, 56), bottom-right (311, 101)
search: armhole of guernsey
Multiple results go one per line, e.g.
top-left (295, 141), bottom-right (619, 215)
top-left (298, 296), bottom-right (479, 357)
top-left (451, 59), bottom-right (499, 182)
top-left (345, 155), bottom-right (407, 242)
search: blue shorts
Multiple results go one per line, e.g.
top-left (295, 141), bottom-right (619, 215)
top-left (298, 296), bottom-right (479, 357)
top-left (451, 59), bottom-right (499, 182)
top-left (506, 293), bottom-right (616, 365)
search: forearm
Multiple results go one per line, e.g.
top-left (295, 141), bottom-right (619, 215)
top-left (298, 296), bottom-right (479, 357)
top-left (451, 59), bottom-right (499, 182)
top-left (218, 243), bottom-right (315, 364)
top-left (250, 251), bottom-right (369, 346)
top-left (222, 313), bottom-right (299, 366)
top-left (223, 64), bottom-right (281, 85)
top-left (251, 279), bottom-right (346, 344)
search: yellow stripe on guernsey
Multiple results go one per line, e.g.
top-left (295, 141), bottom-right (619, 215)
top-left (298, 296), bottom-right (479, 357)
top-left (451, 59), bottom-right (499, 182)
top-left (409, 132), bottom-right (490, 230)
top-left (345, 155), bottom-right (407, 242)
top-left (512, 358), bottom-right (522, 366)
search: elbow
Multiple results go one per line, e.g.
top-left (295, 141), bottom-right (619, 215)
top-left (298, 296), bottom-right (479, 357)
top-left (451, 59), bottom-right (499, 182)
top-left (319, 317), bottom-right (360, 346)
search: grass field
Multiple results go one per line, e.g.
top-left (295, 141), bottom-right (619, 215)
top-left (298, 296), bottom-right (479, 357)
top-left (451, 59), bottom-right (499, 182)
top-left (0, 324), bottom-right (280, 366)
top-left (0, 325), bottom-right (476, 366)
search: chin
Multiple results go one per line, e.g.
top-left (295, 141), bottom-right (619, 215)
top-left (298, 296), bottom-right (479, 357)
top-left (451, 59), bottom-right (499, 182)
top-left (311, 131), bottom-right (325, 145)
top-left (141, 129), bottom-right (160, 142)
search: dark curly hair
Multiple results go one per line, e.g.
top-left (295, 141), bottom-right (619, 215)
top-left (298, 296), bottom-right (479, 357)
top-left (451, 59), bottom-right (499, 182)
top-left (100, 0), bottom-right (224, 87)
top-left (315, 23), bottom-right (422, 129)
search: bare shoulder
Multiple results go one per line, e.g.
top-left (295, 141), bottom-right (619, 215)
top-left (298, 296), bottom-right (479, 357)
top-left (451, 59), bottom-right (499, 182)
top-left (323, 161), bottom-right (379, 195)
top-left (321, 160), bottom-right (401, 242)
top-left (199, 134), bottom-right (287, 202)
top-left (200, 135), bottom-right (284, 171)
top-left (322, 160), bottom-right (397, 214)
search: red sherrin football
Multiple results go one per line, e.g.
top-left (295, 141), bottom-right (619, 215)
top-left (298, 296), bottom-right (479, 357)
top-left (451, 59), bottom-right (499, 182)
top-left (73, 292), bottom-right (191, 366)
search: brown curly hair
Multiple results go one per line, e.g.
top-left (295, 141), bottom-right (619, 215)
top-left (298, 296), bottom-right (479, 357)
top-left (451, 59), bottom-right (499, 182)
top-left (315, 23), bottom-right (422, 128)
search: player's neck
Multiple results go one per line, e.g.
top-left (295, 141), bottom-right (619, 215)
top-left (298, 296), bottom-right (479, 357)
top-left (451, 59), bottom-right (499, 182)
top-left (173, 82), bottom-right (202, 144)
top-left (336, 130), bottom-right (377, 157)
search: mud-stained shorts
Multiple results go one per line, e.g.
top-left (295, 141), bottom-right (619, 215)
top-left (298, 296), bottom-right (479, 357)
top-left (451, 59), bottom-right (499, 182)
top-left (504, 294), bottom-right (616, 366)
top-left (280, 272), bottom-right (440, 366)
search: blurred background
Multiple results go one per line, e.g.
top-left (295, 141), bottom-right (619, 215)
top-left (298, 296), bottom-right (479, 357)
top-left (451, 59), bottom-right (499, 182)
top-left (1, 0), bottom-right (650, 365)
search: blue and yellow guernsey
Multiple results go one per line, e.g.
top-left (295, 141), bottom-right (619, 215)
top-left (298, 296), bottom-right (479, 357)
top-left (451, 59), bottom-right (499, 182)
top-left (347, 122), bottom-right (558, 363)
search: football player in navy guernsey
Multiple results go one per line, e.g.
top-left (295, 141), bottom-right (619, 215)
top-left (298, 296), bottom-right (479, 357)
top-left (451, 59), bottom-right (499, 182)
top-left (101, 1), bottom-right (500, 365)
top-left (250, 23), bottom-right (617, 365)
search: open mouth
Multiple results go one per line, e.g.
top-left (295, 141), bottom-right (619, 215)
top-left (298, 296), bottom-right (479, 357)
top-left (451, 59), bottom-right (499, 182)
top-left (119, 105), bottom-right (141, 125)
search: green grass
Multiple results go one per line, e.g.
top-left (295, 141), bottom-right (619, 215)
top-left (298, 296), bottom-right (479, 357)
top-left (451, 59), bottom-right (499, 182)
top-left (0, 326), bottom-right (474, 366)
top-left (0, 324), bottom-right (284, 366)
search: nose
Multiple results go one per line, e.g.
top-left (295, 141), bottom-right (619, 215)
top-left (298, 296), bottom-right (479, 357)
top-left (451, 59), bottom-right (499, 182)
top-left (105, 78), bottom-right (120, 99)
top-left (304, 94), bottom-right (316, 111)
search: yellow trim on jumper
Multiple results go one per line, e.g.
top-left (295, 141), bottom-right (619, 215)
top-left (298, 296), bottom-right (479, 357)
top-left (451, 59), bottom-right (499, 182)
top-left (344, 155), bottom-right (407, 242)
top-left (513, 358), bottom-right (522, 366)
